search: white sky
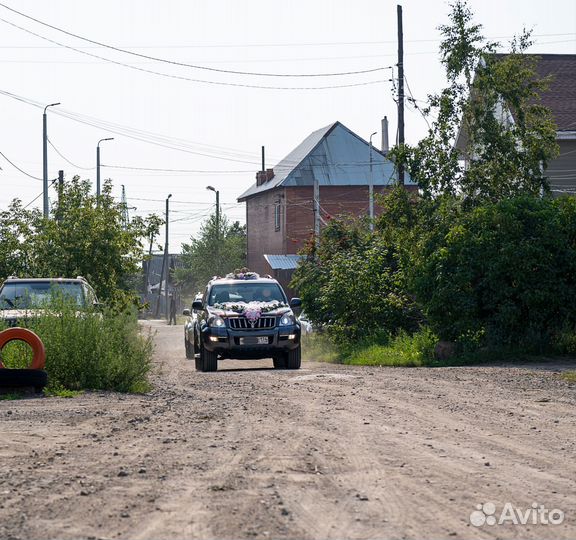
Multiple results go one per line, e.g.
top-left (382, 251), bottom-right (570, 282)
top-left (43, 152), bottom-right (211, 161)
top-left (0, 0), bottom-right (575, 250)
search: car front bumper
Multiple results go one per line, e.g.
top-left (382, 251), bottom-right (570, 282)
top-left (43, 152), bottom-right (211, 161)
top-left (201, 323), bottom-right (300, 359)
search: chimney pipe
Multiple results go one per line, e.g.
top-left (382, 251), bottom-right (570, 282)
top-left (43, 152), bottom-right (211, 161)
top-left (382, 116), bottom-right (389, 154)
top-left (261, 145), bottom-right (265, 172)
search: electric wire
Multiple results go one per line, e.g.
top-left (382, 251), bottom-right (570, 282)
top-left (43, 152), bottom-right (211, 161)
top-left (0, 16), bottom-right (388, 90)
top-left (0, 2), bottom-right (389, 78)
top-left (23, 178), bottom-right (56, 209)
top-left (47, 137), bottom-right (95, 170)
top-left (0, 149), bottom-right (42, 180)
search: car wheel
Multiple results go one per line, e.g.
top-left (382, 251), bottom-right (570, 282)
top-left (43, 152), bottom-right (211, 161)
top-left (285, 345), bottom-right (301, 370)
top-left (199, 342), bottom-right (218, 372)
top-left (185, 337), bottom-right (194, 359)
top-left (273, 356), bottom-right (287, 369)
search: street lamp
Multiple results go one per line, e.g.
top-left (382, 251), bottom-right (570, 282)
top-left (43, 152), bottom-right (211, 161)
top-left (207, 185), bottom-right (220, 274)
top-left (96, 137), bottom-right (114, 201)
top-left (369, 131), bottom-right (378, 231)
top-left (206, 185), bottom-right (220, 235)
top-left (155, 193), bottom-right (172, 319)
top-left (43, 102), bottom-right (60, 218)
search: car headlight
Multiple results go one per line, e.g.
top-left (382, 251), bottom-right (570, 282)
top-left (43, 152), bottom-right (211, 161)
top-left (280, 313), bottom-right (295, 326)
top-left (208, 316), bottom-right (226, 328)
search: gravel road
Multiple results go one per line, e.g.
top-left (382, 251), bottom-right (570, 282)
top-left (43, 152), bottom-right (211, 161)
top-left (1, 321), bottom-right (575, 540)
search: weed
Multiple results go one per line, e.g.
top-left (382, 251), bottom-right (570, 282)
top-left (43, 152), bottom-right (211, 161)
top-left (561, 371), bottom-right (576, 384)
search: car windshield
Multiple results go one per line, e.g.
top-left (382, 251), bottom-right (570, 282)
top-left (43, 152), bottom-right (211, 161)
top-left (0, 282), bottom-right (85, 309)
top-left (208, 283), bottom-right (285, 305)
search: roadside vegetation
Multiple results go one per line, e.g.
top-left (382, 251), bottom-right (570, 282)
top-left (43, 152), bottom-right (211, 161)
top-left (0, 178), bottom-right (159, 394)
top-left (294, 1), bottom-right (575, 367)
top-left (0, 297), bottom-right (153, 394)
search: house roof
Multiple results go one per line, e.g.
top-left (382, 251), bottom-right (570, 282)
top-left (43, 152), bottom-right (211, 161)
top-left (264, 254), bottom-right (303, 270)
top-left (532, 54), bottom-right (576, 132)
top-left (238, 121), bottom-right (412, 201)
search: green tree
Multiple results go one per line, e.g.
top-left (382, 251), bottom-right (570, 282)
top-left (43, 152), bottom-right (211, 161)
top-left (29, 177), bottom-right (148, 307)
top-left (391, 0), bottom-right (558, 203)
top-left (175, 213), bottom-right (246, 294)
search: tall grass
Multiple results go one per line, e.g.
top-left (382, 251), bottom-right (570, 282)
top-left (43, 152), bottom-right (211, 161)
top-left (1, 298), bottom-right (153, 393)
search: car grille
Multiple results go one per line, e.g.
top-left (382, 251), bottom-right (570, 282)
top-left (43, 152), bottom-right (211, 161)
top-left (228, 316), bottom-right (276, 330)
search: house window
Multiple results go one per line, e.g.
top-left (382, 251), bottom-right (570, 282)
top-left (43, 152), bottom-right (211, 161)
top-left (274, 199), bottom-right (281, 231)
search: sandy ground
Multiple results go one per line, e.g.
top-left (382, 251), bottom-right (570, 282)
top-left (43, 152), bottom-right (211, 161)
top-left (0, 320), bottom-right (575, 540)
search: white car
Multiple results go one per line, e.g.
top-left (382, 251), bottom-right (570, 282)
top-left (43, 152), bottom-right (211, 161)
top-left (298, 311), bottom-right (313, 335)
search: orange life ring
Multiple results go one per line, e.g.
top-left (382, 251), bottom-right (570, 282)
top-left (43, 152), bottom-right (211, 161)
top-left (0, 328), bottom-right (46, 370)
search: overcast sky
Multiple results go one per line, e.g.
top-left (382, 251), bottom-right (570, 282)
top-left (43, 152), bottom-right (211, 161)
top-left (1, 0), bottom-right (575, 250)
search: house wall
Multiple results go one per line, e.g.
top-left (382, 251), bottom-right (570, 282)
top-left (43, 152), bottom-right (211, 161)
top-left (547, 139), bottom-right (576, 196)
top-left (245, 187), bottom-right (285, 275)
top-left (284, 185), bottom-right (414, 253)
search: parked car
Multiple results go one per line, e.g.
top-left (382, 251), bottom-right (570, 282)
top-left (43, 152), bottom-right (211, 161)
top-left (298, 311), bottom-right (313, 335)
top-left (185, 272), bottom-right (301, 372)
top-left (183, 292), bottom-right (203, 359)
top-left (0, 276), bottom-right (100, 326)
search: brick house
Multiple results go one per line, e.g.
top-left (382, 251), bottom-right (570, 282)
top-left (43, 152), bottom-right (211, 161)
top-left (237, 121), bottom-right (416, 292)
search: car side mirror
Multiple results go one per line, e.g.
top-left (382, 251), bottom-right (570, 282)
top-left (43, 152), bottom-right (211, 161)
top-left (182, 308), bottom-right (191, 316)
top-left (289, 298), bottom-right (302, 308)
top-left (192, 300), bottom-right (204, 311)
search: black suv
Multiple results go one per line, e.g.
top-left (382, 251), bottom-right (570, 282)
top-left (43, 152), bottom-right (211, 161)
top-left (183, 273), bottom-right (301, 372)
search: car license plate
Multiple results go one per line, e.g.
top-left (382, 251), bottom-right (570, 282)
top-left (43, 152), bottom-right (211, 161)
top-left (239, 336), bottom-right (269, 345)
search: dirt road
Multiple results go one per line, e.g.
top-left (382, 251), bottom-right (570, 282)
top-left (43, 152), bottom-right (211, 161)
top-left (1, 321), bottom-right (575, 539)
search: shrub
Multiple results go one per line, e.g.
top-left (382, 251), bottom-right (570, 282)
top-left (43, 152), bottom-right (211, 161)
top-left (411, 196), bottom-right (576, 350)
top-left (1, 298), bottom-right (153, 393)
top-left (292, 215), bottom-right (419, 344)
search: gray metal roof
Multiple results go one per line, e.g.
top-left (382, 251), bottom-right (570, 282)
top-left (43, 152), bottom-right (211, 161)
top-left (238, 121), bottom-right (414, 201)
top-left (264, 254), bottom-right (303, 270)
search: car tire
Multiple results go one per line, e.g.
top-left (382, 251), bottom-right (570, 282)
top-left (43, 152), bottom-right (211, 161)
top-left (285, 345), bottom-right (301, 370)
top-left (273, 356), bottom-right (287, 369)
top-left (185, 337), bottom-right (194, 359)
top-left (199, 342), bottom-right (218, 372)
top-left (0, 369), bottom-right (48, 392)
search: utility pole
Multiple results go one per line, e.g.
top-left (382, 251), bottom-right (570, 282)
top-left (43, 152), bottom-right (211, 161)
top-left (313, 177), bottom-right (320, 248)
top-left (96, 137), bottom-right (114, 202)
top-left (206, 185), bottom-right (220, 274)
top-left (397, 4), bottom-right (405, 185)
top-left (120, 184), bottom-right (130, 229)
top-left (164, 193), bottom-right (172, 321)
top-left (57, 169), bottom-right (64, 223)
top-left (43, 102), bottom-right (60, 218)
top-left (155, 193), bottom-right (171, 319)
top-left (369, 131), bottom-right (377, 231)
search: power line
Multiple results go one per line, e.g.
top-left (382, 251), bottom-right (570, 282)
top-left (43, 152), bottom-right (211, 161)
top-left (0, 3), bottom-right (389, 78)
top-left (0, 149), bottom-right (42, 180)
top-left (47, 137), bottom-right (95, 170)
top-left (0, 16), bottom-right (388, 90)
top-left (0, 32), bottom-right (573, 50)
top-left (23, 178), bottom-right (57, 209)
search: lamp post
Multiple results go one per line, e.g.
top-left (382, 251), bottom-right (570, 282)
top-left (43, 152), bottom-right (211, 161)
top-left (155, 193), bottom-right (172, 319)
top-left (206, 185), bottom-right (219, 235)
top-left (96, 137), bottom-right (114, 201)
top-left (164, 193), bottom-right (172, 320)
top-left (369, 131), bottom-right (377, 231)
top-left (43, 102), bottom-right (60, 218)
top-left (206, 185), bottom-right (220, 274)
